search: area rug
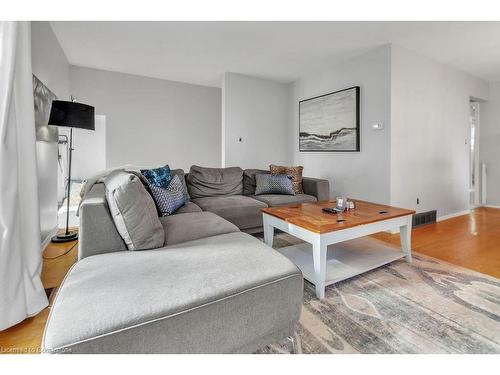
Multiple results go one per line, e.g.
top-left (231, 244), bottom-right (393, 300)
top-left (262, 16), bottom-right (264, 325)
top-left (256, 233), bottom-right (500, 354)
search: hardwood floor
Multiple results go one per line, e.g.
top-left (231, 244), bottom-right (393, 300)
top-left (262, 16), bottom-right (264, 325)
top-left (373, 207), bottom-right (500, 278)
top-left (41, 237), bottom-right (78, 289)
top-left (0, 207), bottom-right (498, 353)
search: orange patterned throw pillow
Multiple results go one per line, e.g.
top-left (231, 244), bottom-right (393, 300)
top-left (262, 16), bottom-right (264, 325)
top-left (269, 164), bottom-right (304, 194)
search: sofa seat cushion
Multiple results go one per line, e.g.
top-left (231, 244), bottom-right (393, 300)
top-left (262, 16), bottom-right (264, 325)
top-left (174, 201), bottom-right (202, 214)
top-left (192, 195), bottom-right (268, 230)
top-left (42, 232), bottom-right (303, 354)
top-left (160, 212), bottom-right (239, 245)
top-left (253, 194), bottom-right (317, 207)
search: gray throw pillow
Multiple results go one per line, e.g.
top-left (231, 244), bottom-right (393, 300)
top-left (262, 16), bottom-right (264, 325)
top-left (170, 168), bottom-right (190, 201)
top-left (243, 169), bottom-right (269, 195)
top-left (104, 170), bottom-right (164, 251)
top-left (187, 165), bottom-right (243, 199)
top-left (255, 174), bottom-right (295, 196)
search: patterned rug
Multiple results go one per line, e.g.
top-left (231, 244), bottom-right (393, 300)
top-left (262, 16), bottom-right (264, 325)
top-left (256, 233), bottom-right (500, 354)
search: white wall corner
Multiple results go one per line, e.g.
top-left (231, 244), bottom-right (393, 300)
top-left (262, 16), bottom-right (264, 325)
top-left (41, 226), bottom-right (59, 252)
top-left (222, 72), bottom-right (293, 169)
top-left (221, 72), bottom-right (227, 167)
top-left (389, 44), bottom-right (489, 216)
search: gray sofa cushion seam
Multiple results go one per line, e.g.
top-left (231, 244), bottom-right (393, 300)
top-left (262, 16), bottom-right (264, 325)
top-left (43, 272), bottom-right (302, 352)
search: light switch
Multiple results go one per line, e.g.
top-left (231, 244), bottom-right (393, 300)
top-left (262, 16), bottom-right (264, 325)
top-left (372, 123), bottom-right (383, 130)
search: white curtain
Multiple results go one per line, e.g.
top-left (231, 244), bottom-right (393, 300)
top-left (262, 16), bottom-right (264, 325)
top-left (0, 21), bottom-right (48, 330)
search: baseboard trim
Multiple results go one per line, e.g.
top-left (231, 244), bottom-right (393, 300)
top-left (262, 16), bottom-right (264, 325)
top-left (41, 226), bottom-right (58, 252)
top-left (482, 204), bottom-right (500, 209)
top-left (385, 209), bottom-right (471, 235)
top-left (436, 210), bottom-right (471, 222)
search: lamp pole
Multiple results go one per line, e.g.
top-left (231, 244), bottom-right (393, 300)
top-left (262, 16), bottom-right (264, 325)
top-left (64, 127), bottom-right (73, 236)
top-left (50, 100), bottom-right (94, 243)
top-left (52, 126), bottom-right (78, 243)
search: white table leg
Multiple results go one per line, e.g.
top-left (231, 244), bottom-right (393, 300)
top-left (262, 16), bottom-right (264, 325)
top-left (400, 215), bottom-right (412, 263)
top-left (312, 236), bottom-right (328, 299)
top-left (262, 214), bottom-right (274, 247)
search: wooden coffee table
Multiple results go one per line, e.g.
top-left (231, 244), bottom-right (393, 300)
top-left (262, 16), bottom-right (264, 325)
top-left (261, 200), bottom-right (415, 299)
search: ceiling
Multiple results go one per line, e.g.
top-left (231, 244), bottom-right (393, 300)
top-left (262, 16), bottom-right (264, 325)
top-left (50, 21), bottom-right (500, 88)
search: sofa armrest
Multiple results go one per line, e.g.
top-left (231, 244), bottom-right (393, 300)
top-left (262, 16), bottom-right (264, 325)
top-left (302, 177), bottom-right (330, 201)
top-left (79, 183), bottom-right (127, 260)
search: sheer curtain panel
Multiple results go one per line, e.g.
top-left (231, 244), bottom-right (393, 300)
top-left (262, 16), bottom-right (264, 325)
top-left (0, 21), bottom-right (48, 330)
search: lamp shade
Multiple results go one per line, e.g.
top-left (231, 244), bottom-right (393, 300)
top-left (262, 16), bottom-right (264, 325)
top-left (48, 100), bottom-right (95, 130)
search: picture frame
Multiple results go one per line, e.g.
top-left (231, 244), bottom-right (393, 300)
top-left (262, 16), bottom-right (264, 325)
top-left (299, 86), bottom-right (360, 152)
top-left (33, 74), bottom-right (58, 143)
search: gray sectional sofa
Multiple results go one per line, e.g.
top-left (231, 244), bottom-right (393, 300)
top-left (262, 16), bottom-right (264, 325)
top-left (78, 166), bottom-right (329, 258)
top-left (42, 166), bottom-right (330, 354)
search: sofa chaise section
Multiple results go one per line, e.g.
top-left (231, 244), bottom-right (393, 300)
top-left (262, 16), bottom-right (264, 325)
top-left (42, 232), bottom-right (303, 354)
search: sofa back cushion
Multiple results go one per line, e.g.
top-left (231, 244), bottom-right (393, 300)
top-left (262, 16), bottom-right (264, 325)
top-left (187, 165), bottom-right (243, 199)
top-left (104, 170), bottom-right (165, 251)
top-left (243, 169), bottom-right (269, 195)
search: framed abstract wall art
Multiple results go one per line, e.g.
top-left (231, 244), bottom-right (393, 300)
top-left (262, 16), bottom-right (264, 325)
top-left (299, 86), bottom-right (360, 152)
top-left (33, 74), bottom-right (58, 142)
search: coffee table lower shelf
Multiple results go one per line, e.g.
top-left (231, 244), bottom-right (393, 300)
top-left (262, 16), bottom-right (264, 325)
top-left (276, 237), bottom-right (404, 287)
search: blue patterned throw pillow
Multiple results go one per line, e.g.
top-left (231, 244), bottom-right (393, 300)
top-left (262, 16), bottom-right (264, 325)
top-left (148, 175), bottom-right (186, 216)
top-left (255, 174), bottom-right (295, 195)
top-left (141, 165), bottom-right (172, 188)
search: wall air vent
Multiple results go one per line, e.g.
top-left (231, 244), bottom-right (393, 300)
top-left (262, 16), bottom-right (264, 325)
top-left (412, 210), bottom-right (437, 228)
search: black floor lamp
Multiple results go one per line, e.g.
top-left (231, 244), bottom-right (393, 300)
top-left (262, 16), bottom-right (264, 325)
top-left (48, 100), bottom-right (95, 243)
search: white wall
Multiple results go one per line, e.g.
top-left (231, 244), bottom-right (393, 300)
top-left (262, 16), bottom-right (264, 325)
top-left (70, 66), bottom-right (222, 171)
top-left (31, 21), bottom-right (71, 244)
top-left (291, 46), bottom-right (392, 203)
top-left (390, 45), bottom-right (489, 217)
top-left (222, 73), bottom-right (292, 169)
top-left (31, 22), bottom-right (70, 100)
top-left (480, 83), bottom-right (500, 206)
top-left (59, 115), bottom-right (106, 181)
